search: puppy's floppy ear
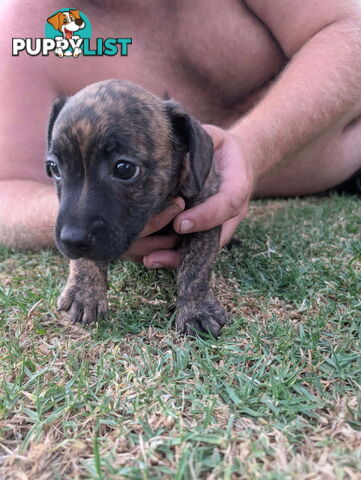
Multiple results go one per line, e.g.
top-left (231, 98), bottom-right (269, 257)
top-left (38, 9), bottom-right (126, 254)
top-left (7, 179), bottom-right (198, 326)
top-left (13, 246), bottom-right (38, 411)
top-left (165, 100), bottom-right (214, 193)
top-left (47, 97), bottom-right (68, 149)
top-left (70, 9), bottom-right (81, 19)
top-left (47, 12), bottom-right (64, 31)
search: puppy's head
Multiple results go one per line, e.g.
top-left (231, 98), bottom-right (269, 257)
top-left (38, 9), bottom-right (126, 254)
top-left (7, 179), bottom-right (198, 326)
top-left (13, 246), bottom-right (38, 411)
top-left (46, 80), bottom-right (213, 262)
top-left (47, 10), bottom-right (85, 38)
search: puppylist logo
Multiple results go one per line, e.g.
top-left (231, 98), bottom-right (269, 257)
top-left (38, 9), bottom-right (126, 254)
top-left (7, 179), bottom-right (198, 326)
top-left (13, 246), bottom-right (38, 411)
top-left (12, 8), bottom-right (132, 57)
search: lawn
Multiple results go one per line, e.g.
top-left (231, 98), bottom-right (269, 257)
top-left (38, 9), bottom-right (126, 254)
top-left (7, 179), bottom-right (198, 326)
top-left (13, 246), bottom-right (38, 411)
top-left (0, 195), bottom-right (360, 480)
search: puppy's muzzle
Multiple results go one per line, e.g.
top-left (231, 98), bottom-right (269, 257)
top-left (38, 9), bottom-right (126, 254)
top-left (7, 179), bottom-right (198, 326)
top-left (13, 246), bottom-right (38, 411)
top-left (59, 219), bottom-right (106, 257)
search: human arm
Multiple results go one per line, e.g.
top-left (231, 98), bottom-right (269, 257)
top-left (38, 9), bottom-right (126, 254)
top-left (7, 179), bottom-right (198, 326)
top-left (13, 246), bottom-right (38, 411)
top-left (144, 0), bottom-right (361, 268)
top-left (0, 181), bottom-right (59, 249)
top-left (230, 0), bottom-right (361, 180)
top-left (0, 49), bottom-right (60, 249)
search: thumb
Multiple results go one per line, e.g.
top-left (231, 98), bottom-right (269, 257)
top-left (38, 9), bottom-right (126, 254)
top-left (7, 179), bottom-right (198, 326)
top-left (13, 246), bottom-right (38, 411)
top-left (173, 190), bottom-right (244, 234)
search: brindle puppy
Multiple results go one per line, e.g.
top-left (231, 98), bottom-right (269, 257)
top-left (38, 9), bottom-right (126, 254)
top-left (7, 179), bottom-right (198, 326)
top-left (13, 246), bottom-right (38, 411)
top-left (46, 79), bottom-right (228, 336)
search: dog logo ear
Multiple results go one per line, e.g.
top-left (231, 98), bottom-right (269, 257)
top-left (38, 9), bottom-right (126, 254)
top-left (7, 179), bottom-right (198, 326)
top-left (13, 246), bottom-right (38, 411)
top-left (165, 100), bottom-right (213, 194)
top-left (47, 97), bottom-right (68, 148)
top-left (69, 9), bottom-right (81, 19)
top-left (47, 12), bottom-right (64, 31)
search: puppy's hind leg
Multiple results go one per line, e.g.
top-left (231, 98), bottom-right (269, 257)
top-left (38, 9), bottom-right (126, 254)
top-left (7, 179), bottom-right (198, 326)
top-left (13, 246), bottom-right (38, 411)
top-left (57, 259), bottom-right (108, 325)
top-left (176, 227), bottom-right (228, 337)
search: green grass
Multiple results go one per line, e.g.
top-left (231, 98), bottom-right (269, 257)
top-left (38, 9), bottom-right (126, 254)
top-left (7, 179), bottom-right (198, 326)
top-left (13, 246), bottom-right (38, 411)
top-left (0, 195), bottom-right (360, 479)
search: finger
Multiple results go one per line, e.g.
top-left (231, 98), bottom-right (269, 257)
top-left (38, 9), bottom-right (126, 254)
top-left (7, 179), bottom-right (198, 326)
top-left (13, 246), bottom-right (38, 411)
top-left (219, 199), bottom-right (250, 248)
top-left (140, 197), bottom-right (185, 238)
top-left (219, 214), bottom-right (243, 249)
top-left (123, 253), bottom-right (143, 263)
top-left (126, 234), bottom-right (181, 256)
top-left (219, 218), bottom-right (239, 250)
top-left (202, 124), bottom-right (226, 150)
top-left (143, 249), bottom-right (181, 269)
top-left (173, 189), bottom-right (246, 234)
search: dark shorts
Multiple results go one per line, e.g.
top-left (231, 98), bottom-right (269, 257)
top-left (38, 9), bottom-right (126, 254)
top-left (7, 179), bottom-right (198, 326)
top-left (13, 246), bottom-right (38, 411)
top-left (330, 168), bottom-right (361, 196)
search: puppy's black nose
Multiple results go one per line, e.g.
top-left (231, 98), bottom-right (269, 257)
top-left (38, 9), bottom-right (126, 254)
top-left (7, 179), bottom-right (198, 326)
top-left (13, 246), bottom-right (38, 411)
top-left (75, 19), bottom-right (83, 26)
top-left (60, 225), bottom-right (92, 254)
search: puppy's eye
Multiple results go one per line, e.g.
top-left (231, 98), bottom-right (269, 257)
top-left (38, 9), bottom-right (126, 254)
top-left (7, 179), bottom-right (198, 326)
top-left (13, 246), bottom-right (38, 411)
top-left (63, 18), bottom-right (68, 24)
top-left (113, 160), bottom-right (140, 181)
top-left (46, 161), bottom-right (61, 181)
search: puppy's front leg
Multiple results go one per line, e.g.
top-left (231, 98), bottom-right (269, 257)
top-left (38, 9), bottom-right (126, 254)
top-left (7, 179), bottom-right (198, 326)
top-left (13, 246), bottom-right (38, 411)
top-left (57, 259), bottom-right (108, 324)
top-left (176, 227), bottom-right (228, 337)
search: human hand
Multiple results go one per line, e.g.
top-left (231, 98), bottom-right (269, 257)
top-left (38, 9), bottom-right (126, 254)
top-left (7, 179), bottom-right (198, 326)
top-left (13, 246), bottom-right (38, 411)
top-left (142, 125), bottom-right (254, 269)
top-left (123, 197), bottom-right (185, 264)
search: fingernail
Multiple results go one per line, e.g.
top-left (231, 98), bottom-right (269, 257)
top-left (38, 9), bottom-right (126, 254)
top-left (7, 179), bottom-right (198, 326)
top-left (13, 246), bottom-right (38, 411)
top-left (149, 263), bottom-right (163, 269)
top-left (180, 219), bottom-right (194, 233)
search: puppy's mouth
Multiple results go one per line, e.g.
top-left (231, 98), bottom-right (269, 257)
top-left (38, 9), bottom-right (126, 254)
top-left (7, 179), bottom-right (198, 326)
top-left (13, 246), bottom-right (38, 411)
top-left (55, 213), bottom-right (149, 264)
top-left (64, 28), bottom-right (73, 40)
top-left (56, 232), bottom-right (138, 263)
top-left (58, 243), bottom-right (131, 263)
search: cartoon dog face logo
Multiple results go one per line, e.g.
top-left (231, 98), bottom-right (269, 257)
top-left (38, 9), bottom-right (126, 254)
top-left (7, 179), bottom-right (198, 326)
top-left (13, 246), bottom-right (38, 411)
top-left (47, 9), bottom-right (85, 57)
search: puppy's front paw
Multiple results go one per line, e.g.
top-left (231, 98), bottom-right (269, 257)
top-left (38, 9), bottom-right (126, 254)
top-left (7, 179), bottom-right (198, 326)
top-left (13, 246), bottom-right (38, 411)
top-left (55, 48), bottom-right (64, 57)
top-left (73, 47), bottom-right (82, 57)
top-left (176, 296), bottom-right (228, 337)
top-left (57, 284), bottom-right (108, 325)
